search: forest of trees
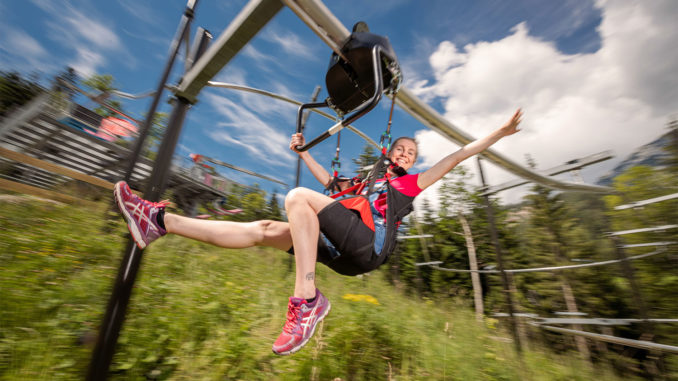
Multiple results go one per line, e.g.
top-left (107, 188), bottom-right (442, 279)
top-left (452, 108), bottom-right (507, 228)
top-left (387, 122), bottom-right (677, 378)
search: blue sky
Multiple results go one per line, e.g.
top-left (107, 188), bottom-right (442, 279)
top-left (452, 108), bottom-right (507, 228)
top-left (1, 0), bottom-right (676, 204)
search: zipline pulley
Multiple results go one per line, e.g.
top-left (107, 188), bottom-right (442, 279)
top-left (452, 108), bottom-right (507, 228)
top-left (295, 21), bottom-right (402, 152)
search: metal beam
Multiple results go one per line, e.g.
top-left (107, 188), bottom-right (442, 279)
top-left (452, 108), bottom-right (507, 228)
top-left (415, 260), bottom-right (443, 266)
top-left (417, 248), bottom-right (666, 273)
top-left (615, 192), bottom-right (678, 210)
top-left (206, 81), bottom-right (379, 148)
top-left (537, 318), bottom-right (678, 326)
top-left (538, 324), bottom-right (678, 355)
top-left (397, 234), bottom-right (434, 240)
top-left (622, 241), bottom-right (676, 248)
top-left (284, 0), bottom-right (614, 194)
top-left (483, 151), bottom-right (613, 195)
top-left (609, 225), bottom-right (678, 236)
top-left (199, 154), bottom-right (288, 186)
top-left (175, 0), bottom-right (283, 103)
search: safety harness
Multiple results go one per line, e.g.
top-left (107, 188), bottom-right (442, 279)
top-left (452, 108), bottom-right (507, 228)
top-left (299, 22), bottom-right (416, 272)
top-left (328, 93), bottom-right (416, 271)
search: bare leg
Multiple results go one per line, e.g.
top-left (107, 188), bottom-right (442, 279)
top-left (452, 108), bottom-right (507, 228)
top-left (284, 187), bottom-right (335, 299)
top-left (164, 215), bottom-right (293, 251)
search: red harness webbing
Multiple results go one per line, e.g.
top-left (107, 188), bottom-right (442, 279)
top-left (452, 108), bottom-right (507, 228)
top-left (329, 181), bottom-right (365, 199)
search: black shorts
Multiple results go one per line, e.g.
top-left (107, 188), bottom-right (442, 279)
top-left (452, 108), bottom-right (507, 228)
top-left (288, 200), bottom-right (384, 276)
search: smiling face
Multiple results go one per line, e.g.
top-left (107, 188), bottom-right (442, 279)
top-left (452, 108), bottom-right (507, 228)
top-left (388, 137), bottom-right (418, 172)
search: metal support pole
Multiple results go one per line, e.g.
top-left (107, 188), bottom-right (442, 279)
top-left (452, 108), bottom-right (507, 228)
top-left (295, 85), bottom-right (321, 188)
top-left (477, 157), bottom-right (522, 353)
top-left (290, 85), bottom-right (322, 271)
top-left (122, 0), bottom-right (199, 183)
top-left (87, 28), bottom-right (211, 381)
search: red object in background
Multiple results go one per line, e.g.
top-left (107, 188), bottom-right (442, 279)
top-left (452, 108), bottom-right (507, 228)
top-left (87, 117), bottom-right (138, 141)
top-left (100, 117), bottom-right (137, 137)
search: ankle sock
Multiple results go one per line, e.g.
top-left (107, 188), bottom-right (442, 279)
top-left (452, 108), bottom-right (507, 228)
top-left (156, 210), bottom-right (166, 230)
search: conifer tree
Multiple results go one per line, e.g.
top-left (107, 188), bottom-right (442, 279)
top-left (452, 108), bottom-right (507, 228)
top-left (351, 143), bottom-right (379, 178)
top-left (267, 191), bottom-right (283, 221)
top-left (520, 156), bottom-right (591, 361)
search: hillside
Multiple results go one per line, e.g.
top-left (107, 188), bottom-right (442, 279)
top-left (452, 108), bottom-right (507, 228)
top-left (0, 196), bottom-right (641, 380)
top-left (597, 130), bottom-right (673, 185)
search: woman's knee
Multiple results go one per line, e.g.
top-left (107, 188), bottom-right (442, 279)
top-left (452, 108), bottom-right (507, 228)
top-left (285, 187), bottom-right (335, 214)
top-left (284, 187), bottom-right (313, 209)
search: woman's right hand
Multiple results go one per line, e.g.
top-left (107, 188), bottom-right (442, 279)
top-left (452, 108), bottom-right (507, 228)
top-left (289, 133), bottom-right (306, 154)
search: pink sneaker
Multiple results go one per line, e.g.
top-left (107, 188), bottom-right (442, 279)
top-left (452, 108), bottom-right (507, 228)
top-left (113, 181), bottom-right (168, 249)
top-left (272, 289), bottom-right (331, 355)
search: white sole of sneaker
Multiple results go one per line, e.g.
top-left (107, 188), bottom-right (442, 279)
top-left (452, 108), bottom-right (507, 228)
top-left (114, 182), bottom-right (146, 249)
top-left (273, 300), bottom-right (331, 356)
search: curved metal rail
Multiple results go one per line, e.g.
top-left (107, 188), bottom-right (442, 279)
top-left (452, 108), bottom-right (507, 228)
top-left (416, 248), bottom-right (666, 273)
top-left (281, 0), bottom-right (614, 194)
top-left (537, 324), bottom-right (678, 355)
top-left (206, 81), bottom-right (380, 148)
top-left (174, 0), bottom-right (614, 193)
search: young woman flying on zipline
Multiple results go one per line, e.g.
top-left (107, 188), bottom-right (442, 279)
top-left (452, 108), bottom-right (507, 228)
top-left (113, 108), bottom-right (523, 355)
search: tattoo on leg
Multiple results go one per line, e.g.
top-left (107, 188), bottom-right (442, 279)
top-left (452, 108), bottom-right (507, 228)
top-left (305, 272), bottom-right (315, 281)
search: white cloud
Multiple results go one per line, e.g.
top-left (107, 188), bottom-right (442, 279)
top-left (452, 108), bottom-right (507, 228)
top-left (63, 9), bottom-right (122, 50)
top-left (213, 66), bottom-right (249, 86)
top-left (117, 0), bottom-right (162, 27)
top-left (0, 26), bottom-right (52, 72)
top-left (206, 71), bottom-right (300, 119)
top-left (242, 45), bottom-right (277, 66)
top-left (1, 28), bottom-right (47, 58)
top-left (205, 93), bottom-right (296, 166)
top-left (412, 0), bottom-right (676, 205)
top-left (262, 28), bottom-right (317, 61)
top-left (401, 35), bottom-right (438, 102)
top-left (69, 47), bottom-right (105, 78)
top-left (429, 41), bottom-right (467, 75)
top-left (33, 0), bottom-right (133, 76)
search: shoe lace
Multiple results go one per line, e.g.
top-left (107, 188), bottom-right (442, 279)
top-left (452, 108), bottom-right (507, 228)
top-left (151, 199), bottom-right (171, 208)
top-left (135, 195), bottom-right (171, 209)
top-left (282, 302), bottom-right (302, 334)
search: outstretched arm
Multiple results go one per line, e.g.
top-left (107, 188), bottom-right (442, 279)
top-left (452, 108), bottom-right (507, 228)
top-left (290, 133), bottom-right (332, 187)
top-left (417, 108), bottom-right (523, 190)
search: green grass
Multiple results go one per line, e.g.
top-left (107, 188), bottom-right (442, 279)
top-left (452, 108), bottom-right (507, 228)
top-left (0, 195), bottom-right (641, 380)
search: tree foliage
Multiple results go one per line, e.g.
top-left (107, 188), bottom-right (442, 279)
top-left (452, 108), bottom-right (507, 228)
top-left (82, 73), bottom-right (123, 117)
top-left (351, 143), bottom-right (380, 179)
top-left (204, 184), bottom-right (284, 223)
top-left (266, 191), bottom-right (283, 221)
top-left (389, 144), bottom-right (678, 377)
top-left (0, 71), bottom-right (44, 117)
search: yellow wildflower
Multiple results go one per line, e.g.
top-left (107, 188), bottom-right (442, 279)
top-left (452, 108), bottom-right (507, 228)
top-left (342, 293), bottom-right (380, 305)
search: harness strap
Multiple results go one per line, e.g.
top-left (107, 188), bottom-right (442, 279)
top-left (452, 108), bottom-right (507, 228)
top-left (325, 130), bottom-right (343, 194)
top-left (331, 130), bottom-right (342, 177)
top-left (328, 92), bottom-right (404, 199)
top-left (330, 181), bottom-right (363, 199)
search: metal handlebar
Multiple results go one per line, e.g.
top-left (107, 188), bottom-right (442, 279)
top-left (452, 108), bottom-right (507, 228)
top-left (295, 45), bottom-right (388, 152)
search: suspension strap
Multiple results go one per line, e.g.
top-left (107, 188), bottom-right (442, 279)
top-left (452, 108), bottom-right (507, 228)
top-left (325, 130), bottom-right (344, 194)
top-left (379, 93), bottom-right (397, 156)
top-left (367, 93), bottom-right (400, 195)
top-left (328, 93), bottom-right (402, 199)
top-left (331, 130), bottom-right (342, 178)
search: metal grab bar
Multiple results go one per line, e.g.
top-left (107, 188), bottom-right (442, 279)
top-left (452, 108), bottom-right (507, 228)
top-left (295, 45), bottom-right (388, 151)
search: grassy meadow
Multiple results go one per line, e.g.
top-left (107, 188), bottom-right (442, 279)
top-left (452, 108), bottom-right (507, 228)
top-left (0, 194), bottom-right (641, 380)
